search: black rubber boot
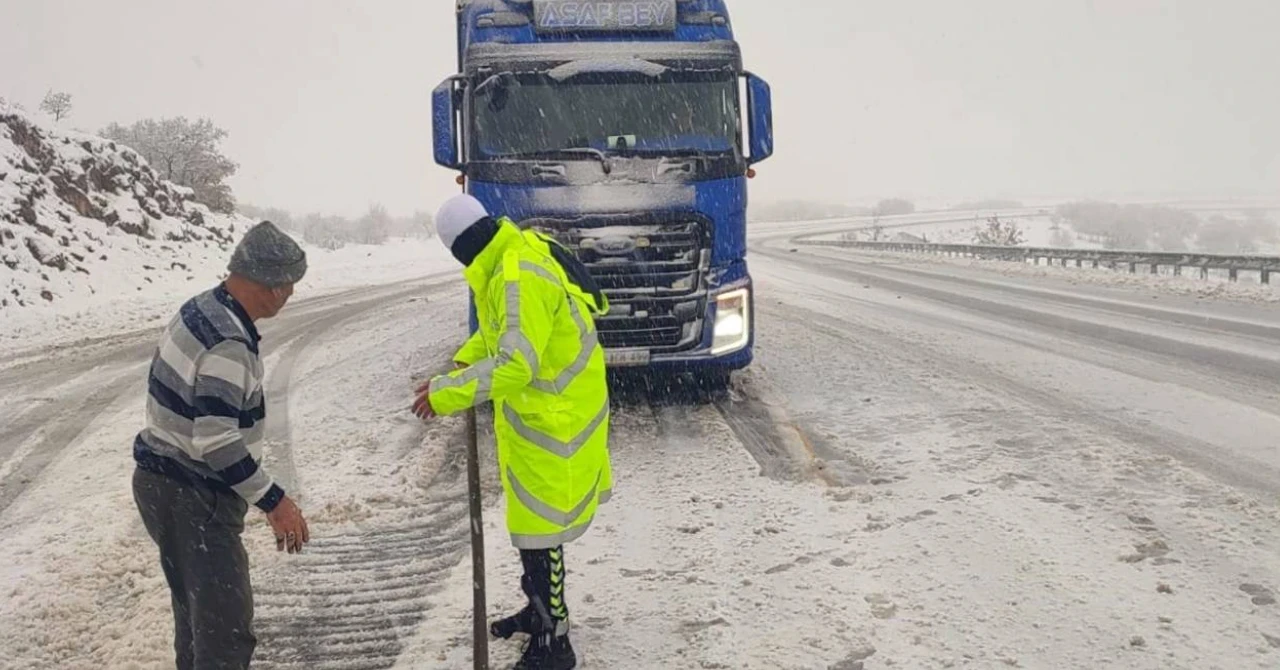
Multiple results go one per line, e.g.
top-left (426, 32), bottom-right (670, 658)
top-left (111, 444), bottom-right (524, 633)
top-left (509, 548), bottom-right (576, 669)
top-left (495, 546), bottom-right (569, 638)
top-left (514, 627), bottom-right (576, 670)
top-left (490, 603), bottom-right (540, 639)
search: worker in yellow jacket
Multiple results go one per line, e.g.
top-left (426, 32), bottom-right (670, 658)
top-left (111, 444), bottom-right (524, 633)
top-left (413, 193), bottom-right (611, 670)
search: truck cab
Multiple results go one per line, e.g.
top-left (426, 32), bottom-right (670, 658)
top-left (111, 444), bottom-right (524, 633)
top-left (434, 0), bottom-right (774, 386)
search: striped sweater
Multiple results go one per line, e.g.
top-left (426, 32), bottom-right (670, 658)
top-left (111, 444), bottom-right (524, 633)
top-left (133, 283), bottom-right (284, 512)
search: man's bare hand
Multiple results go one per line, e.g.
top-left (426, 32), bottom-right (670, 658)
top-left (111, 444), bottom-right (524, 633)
top-left (266, 496), bottom-right (309, 554)
top-left (412, 389), bottom-right (437, 420)
top-left (412, 363), bottom-right (466, 420)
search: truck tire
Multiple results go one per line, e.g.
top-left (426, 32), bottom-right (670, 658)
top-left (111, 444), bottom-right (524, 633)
top-left (695, 371), bottom-right (732, 396)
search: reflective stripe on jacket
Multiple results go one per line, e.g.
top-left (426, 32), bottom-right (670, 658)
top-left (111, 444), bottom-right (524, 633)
top-left (428, 218), bottom-right (613, 549)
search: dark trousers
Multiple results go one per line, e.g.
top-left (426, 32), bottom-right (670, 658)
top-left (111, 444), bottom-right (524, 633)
top-left (133, 467), bottom-right (255, 670)
top-left (521, 545), bottom-right (568, 623)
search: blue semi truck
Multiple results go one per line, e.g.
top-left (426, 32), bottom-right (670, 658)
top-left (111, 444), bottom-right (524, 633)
top-left (433, 0), bottom-right (773, 388)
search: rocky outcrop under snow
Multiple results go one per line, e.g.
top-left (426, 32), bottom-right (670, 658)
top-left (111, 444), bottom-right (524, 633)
top-left (0, 101), bottom-right (248, 309)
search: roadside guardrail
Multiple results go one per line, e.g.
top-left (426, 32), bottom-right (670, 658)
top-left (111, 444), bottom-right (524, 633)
top-left (795, 237), bottom-right (1280, 284)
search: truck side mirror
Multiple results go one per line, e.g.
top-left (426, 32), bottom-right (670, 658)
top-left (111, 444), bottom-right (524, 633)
top-left (744, 72), bottom-right (774, 166)
top-left (433, 76), bottom-right (464, 170)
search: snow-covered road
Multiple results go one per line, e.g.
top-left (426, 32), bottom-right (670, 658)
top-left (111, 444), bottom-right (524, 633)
top-left (3, 220), bottom-right (1280, 669)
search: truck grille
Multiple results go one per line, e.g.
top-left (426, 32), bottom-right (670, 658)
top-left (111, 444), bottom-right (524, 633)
top-left (521, 216), bottom-right (711, 352)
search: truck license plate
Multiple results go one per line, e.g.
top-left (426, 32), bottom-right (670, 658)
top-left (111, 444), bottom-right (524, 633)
top-left (605, 349), bottom-right (651, 367)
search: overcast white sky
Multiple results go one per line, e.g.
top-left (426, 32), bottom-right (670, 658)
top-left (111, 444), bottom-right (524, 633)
top-left (2, 0), bottom-right (1277, 217)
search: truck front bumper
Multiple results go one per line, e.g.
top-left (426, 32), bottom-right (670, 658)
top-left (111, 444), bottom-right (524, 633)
top-left (603, 277), bottom-right (755, 373)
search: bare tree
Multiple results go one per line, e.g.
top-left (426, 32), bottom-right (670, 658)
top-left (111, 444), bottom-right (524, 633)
top-left (973, 215), bottom-right (1025, 246)
top-left (299, 213), bottom-right (351, 250)
top-left (356, 203), bottom-right (391, 245)
top-left (409, 210), bottom-right (435, 238)
top-left (101, 117), bottom-right (239, 213)
top-left (39, 90), bottom-right (73, 121)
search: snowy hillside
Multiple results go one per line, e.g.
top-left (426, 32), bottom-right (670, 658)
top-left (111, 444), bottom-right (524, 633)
top-left (0, 102), bottom-right (455, 355)
top-left (0, 101), bottom-right (248, 310)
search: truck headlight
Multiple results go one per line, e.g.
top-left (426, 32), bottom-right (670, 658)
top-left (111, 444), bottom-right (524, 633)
top-left (711, 287), bottom-right (750, 355)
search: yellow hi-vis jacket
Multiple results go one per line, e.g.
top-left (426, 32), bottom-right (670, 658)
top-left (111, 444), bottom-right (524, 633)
top-left (427, 218), bottom-right (613, 549)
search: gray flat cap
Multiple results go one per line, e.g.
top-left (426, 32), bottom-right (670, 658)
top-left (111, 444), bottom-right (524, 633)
top-left (227, 221), bottom-right (307, 287)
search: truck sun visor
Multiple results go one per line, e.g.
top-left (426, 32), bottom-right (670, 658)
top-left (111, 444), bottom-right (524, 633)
top-left (546, 58), bottom-right (669, 82)
top-left (532, 0), bottom-right (678, 34)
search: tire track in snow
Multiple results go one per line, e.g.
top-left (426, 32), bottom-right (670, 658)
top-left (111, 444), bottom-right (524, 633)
top-left (251, 409), bottom-right (479, 670)
top-left (714, 375), bottom-right (865, 488)
top-left (714, 392), bottom-right (821, 484)
top-left (248, 278), bottom-right (474, 670)
top-left (608, 373), bottom-right (839, 486)
top-left (252, 495), bottom-right (472, 670)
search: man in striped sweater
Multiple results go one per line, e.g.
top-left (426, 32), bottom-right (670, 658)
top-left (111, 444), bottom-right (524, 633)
top-left (132, 220), bottom-right (310, 670)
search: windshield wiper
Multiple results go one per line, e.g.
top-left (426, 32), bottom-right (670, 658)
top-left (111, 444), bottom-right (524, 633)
top-left (613, 147), bottom-right (730, 160)
top-left (556, 148), bottom-right (613, 175)
top-left (493, 149), bottom-right (613, 175)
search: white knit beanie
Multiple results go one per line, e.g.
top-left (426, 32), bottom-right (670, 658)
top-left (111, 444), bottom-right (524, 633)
top-left (435, 194), bottom-right (490, 251)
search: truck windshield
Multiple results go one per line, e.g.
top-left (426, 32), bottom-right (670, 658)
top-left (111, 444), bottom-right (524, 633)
top-left (472, 72), bottom-right (741, 160)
